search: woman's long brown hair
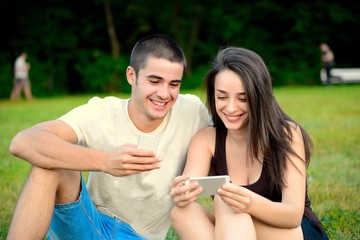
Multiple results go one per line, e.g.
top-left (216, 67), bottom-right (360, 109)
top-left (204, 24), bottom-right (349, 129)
top-left (205, 47), bottom-right (313, 193)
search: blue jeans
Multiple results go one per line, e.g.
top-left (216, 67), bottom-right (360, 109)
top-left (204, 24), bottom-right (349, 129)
top-left (46, 177), bottom-right (146, 240)
top-left (301, 217), bottom-right (329, 240)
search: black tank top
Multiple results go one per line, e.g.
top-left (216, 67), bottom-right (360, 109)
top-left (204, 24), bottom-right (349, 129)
top-left (211, 127), bottom-right (323, 230)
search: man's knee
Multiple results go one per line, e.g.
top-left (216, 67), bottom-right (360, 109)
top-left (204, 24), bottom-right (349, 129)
top-left (28, 166), bottom-right (81, 204)
top-left (55, 169), bottom-right (81, 204)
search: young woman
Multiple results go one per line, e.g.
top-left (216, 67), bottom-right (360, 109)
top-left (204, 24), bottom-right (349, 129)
top-left (170, 47), bottom-right (329, 240)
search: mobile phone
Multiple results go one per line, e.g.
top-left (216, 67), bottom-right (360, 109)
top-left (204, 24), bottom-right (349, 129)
top-left (136, 135), bottom-right (160, 152)
top-left (185, 175), bottom-right (230, 196)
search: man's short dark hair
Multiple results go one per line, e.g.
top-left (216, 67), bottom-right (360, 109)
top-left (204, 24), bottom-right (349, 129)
top-left (130, 34), bottom-right (187, 75)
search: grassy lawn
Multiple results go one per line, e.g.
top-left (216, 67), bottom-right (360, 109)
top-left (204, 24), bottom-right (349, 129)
top-left (0, 85), bottom-right (359, 239)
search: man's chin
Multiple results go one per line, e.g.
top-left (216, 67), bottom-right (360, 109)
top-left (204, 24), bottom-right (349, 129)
top-left (151, 111), bottom-right (169, 120)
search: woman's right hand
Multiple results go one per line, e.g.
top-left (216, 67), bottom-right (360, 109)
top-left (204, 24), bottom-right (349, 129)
top-left (170, 175), bottom-right (203, 207)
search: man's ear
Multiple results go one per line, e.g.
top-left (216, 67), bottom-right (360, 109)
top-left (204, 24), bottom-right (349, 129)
top-left (126, 66), bottom-right (136, 85)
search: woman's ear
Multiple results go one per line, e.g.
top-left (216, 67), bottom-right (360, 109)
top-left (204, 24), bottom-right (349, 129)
top-left (126, 66), bottom-right (136, 85)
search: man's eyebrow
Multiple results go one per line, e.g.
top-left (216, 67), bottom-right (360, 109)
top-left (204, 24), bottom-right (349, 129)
top-left (146, 74), bottom-right (163, 80)
top-left (171, 79), bottom-right (182, 84)
top-left (146, 74), bottom-right (182, 83)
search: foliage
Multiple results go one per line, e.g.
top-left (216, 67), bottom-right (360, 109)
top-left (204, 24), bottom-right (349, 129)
top-left (0, 54), bottom-right (13, 98)
top-left (0, 1), bottom-right (359, 98)
top-left (74, 50), bottom-right (129, 93)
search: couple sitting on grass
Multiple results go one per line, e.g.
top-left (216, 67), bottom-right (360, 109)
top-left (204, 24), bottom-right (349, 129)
top-left (7, 34), bottom-right (328, 240)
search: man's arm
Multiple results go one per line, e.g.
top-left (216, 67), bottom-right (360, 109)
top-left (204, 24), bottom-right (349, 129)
top-left (9, 120), bottom-right (161, 176)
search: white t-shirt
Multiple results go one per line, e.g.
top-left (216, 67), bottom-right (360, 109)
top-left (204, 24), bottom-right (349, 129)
top-left (14, 56), bottom-right (29, 79)
top-left (59, 94), bottom-right (211, 239)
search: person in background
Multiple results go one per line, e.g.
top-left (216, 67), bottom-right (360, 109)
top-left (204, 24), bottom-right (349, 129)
top-left (320, 43), bottom-right (335, 85)
top-left (6, 34), bottom-right (211, 240)
top-left (10, 52), bottom-right (33, 101)
top-left (170, 47), bottom-right (329, 240)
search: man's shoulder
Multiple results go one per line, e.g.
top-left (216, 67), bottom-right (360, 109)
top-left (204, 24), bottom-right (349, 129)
top-left (81, 96), bottom-right (129, 115)
top-left (88, 96), bottom-right (128, 105)
top-left (172, 94), bottom-right (211, 124)
top-left (173, 94), bottom-right (206, 113)
top-left (176, 94), bottom-right (203, 105)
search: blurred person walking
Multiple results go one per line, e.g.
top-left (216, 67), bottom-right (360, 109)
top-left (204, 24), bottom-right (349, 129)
top-left (319, 43), bottom-right (335, 85)
top-left (10, 52), bottom-right (32, 101)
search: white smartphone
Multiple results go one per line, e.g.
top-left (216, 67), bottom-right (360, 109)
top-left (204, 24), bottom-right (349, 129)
top-left (136, 135), bottom-right (160, 152)
top-left (185, 175), bottom-right (230, 196)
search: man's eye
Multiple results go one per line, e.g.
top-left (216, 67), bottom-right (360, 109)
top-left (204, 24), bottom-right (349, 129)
top-left (170, 83), bottom-right (181, 87)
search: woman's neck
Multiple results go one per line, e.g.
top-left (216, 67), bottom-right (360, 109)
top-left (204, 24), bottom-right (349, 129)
top-left (227, 127), bottom-right (248, 143)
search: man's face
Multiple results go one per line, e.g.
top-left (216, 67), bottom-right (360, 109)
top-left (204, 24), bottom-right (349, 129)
top-left (127, 57), bottom-right (184, 132)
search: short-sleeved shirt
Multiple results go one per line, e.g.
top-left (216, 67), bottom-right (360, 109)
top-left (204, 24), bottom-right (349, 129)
top-left (59, 94), bottom-right (211, 240)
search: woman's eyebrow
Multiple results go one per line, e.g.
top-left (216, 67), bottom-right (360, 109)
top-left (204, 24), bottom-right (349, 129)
top-left (215, 89), bottom-right (227, 93)
top-left (216, 89), bottom-right (246, 95)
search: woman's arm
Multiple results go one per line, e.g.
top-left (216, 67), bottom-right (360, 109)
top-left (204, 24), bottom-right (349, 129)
top-left (170, 127), bottom-right (215, 207)
top-left (182, 127), bottom-right (215, 176)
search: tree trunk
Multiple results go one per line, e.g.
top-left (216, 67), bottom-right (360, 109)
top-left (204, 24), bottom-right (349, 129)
top-left (172, 2), bottom-right (202, 78)
top-left (103, 0), bottom-right (120, 59)
top-left (103, 0), bottom-right (121, 92)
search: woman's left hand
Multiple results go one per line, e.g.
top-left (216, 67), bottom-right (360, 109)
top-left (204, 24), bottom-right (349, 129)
top-left (217, 183), bottom-right (253, 213)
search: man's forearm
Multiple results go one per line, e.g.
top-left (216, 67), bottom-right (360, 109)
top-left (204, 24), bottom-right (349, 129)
top-left (9, 126), bottom-right (105, 172)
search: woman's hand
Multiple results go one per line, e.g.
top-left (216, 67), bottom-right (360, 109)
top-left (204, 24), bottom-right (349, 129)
top-left (170, 175), bottom-right (203, 207)
top-left (218, 183), bottom-right (253, 213)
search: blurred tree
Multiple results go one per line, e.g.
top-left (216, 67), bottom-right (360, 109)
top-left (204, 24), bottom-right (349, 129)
top-left (103, 0), bottom-right (120, 59)
top-left (101, 0), bottom-right (123, 92)
top-left (0, 0), bottom-right (359, 98)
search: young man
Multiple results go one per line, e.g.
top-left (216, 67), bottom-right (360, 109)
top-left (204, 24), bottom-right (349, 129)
top-left (7, 35), bottom-right (211, 240)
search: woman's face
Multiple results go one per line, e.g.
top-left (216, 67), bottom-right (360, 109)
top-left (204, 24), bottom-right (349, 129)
top-left (214, 69), bottom-right (249, 130)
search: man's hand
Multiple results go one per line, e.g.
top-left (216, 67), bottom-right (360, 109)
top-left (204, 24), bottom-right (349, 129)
top-left (103, 144), bottom-right (161, 176)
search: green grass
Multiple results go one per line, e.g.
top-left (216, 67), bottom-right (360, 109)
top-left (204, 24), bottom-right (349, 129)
top-left (1, 85), bottom-right (359, 239)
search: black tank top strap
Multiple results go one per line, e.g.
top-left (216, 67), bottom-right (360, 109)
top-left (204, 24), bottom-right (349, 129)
top-left (212, 126), bottom-right (228, 175)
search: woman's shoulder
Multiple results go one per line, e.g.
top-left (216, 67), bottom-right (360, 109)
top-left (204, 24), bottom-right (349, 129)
top-left (192, 126), bottom-right (216, 145)
top-left (286, 121), bottom-right (303, 138)
top-left (189, 126), bottom-right (217, 156)
top-left (197, 125), bottom-right (216, 136)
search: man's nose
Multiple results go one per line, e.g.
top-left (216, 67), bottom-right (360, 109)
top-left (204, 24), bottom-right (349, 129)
top-left (157, 84), bottom-right (170, 99)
